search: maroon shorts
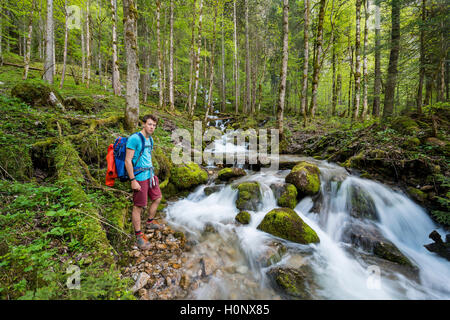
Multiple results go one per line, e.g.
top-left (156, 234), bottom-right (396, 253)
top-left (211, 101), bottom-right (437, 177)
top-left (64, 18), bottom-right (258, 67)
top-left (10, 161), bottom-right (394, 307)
top-left (133, 176), bottom-right (162, 207)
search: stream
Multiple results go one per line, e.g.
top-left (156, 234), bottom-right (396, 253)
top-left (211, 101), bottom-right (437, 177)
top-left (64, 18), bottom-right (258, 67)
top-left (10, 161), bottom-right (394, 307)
top-left (163, 117), bottom-right (450, 300)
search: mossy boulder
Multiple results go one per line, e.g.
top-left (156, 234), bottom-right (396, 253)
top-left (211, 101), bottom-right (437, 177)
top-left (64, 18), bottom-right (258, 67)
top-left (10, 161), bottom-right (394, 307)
top-left (235, 211), bottom-right (251, 224)
top-left (217, 167), bottom-right (246, 181)
top-left (406, 187), bottom-right (427, 203)
top-left (204, 185), bottom-right (222, 196)
top-left (402, 137), bottom-right (420, 149)
top-left (232, 181), bottom-right (262, 211)
top-left (169, 161), bottom-right (208, 190)
top-left (267, 266), bottom-right (314, 299)
top-left (285, 161), bottom-right (321, 197)
top-left (390, 116), bottom-right (420, 135)
top-left (270, 183), bottom-right (298, 209)
top-left (11, 80), bottom-right (65, 110)
top-left (346, 184), bottom-right (378, 220)
top-left (257, 208), bottom-right (320, 244)
top-left (373, 242), bottom-right (414, 267)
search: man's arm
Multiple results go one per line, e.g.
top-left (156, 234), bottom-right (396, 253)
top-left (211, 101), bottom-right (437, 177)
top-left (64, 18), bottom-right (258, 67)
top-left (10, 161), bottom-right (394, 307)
top-left (125, 148), bottom-right (141, 191)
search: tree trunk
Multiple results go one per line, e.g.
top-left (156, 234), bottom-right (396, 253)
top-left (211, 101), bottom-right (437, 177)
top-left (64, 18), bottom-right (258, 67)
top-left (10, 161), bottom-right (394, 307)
top-left (86, 1), bottom-right (91, 88)
top-left (245, 0), bottom-right (251, 114)
top-left (204, 5), bottom-right (218, 122)
top-left (81, 12), bottom-right (85, 83)
top-left (372, 0), bottom-right (381, 117)
top-left (383, 0), bottom-right (400, 118)
top-left (111, 0), bottom-right (121, 95)
top-left (59, 0), bottom-right (69, 88)
top-left (190, 0), bottom-right (203, 116)
top-left (277, 0), bottom-right (289, 136)
top-left (353, 0), bottom-right (362, 121)
top-left (169, 0), bottom-right (175, 110)
top-left (156, 0), bottom-right (164, 109)
top-left (23, 0), bottom-right (35, 80)
top-left (123, 0), bottom-right (140, 130)
top-left (308, 0), bottom-right (326, 118)
top-left (233, 0), bottom-right (239, 114)
top-left (300, 0), bottom-right (310, 124)
top-left (221, 9), bottom-right (226, 112)
top-left (43, 0), bottom-right (54, 84)
top-left (331, 47), bottom-right (337, 116)
top-left (361, 0), bottom-right (369, 119)
top-left (438, 19), bottom-right (445, 102)
top-left (186, 0), bottom-right (197, 111)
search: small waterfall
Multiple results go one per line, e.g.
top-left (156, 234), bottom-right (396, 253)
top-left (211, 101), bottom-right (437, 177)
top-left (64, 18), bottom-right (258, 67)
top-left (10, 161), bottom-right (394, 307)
top-left (163, 130), bottom-right (450, 299)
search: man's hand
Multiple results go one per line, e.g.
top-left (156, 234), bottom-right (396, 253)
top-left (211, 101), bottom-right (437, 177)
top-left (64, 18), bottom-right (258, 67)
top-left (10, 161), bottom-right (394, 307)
top-left (131, 180), bottom-right (141, 191)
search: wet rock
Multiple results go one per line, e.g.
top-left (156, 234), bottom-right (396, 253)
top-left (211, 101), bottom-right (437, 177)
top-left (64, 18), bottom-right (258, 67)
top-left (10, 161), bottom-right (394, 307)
top-left (343, 222), bottom-right (415, 267)
top-left (235, 211), bottom-right (251, 224)
top-left (267, 266), bottom-right (315, 299)
top-left (218, 167), bottom-right (247, 181)
top-left (346, 184), bottom-right (378, 220)
top-left (204, 185), bottom-right (222, 196)
top-left (256, 241), bottom-right (287, 267)
top-left (424, 230), bottom-right (450, 261)
top-left (201, 256), bottom-right (218, 277)
top-left (131, 272), bottom-right (150, 293)
top-left (232, 181), bottom-right (262, 211)
top-left (271, 183), bottom-right (298, 209)
top-left (257, 208), bottom-right (320, 244)
top-left (285, 161), bottom-right (321, 197)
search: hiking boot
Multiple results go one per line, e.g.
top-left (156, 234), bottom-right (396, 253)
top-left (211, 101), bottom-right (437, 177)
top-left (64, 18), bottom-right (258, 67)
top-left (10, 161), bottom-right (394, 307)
top-left (136, 234), bottom-right (151, 250)
top-left (146, 220), bottom-right (162, 230)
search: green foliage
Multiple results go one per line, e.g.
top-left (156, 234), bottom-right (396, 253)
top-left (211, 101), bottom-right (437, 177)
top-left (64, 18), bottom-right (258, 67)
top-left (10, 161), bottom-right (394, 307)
top-left (0, 180), bottom-right (134, 300)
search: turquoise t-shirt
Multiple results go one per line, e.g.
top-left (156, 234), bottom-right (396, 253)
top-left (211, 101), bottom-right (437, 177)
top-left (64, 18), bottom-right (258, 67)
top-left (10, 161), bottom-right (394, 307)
top-left (126, 133), bottom-right (154, 182)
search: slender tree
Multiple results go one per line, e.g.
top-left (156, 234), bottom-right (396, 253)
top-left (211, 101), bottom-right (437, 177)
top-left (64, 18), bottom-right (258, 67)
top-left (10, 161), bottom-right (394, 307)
top-left (372, 0), bottom-right (381, 117)
top-left (245, 0), bottom-right (251, 113)
top-left (233, 0), bottom-right (239, 114)
top-left (169, 0), bottom-right (175, 111)
top-left (300, 0), bottom-right (310, 124)
top-left (383, 0), bottom-right (401, 118)
top-left (156, 0), bottom-right (164, 109)
top-left (352, 0), bottom-right (362, 121)
top-left (308, 0), bottom-right (326, 118)
top-left (277, 0), bottom-right (289, 136)
top-left (361, 0), bottom-right (369, 119)
top-left (59, 0), bottom-right (70, 88)
top-left (43, 0), bottom-right (54, 84)
top-left (23, 0), bottom-right (35, 80)
top-left (123, 0), bottom-right (140, 130)
top-left (190, 0), bottom-right (203, 116)
top-left (111, 0), bottom-right (121, 95)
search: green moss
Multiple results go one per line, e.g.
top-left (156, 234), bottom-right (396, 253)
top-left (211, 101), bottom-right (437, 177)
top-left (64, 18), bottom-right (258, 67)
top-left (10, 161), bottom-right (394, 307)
top-left (373, 242), bottom-right (414, 267)
top-left (232, 181), bottom-right (262, 211)
top-left (390, 116), bottom-right (420, 135)
top-left (277, 184), bottom-right (298, 209)
top-left (53, 139), bottom-right (113, 262)
top-left (235, 211), bottom-right (251, 224)
top-left (285, 161), bottom-right (321, 196)
top-left (267, 266), bottom-right (313, 299)
top-left (257, 208), bottom-right (320, 244)
top-left (406, 187), bottom-right (427, 203)
top-left (11, 80), bottom-right (63, 108)
top-left (169, 161), bottom-right (208, 190)
top-left (402, 137), bottom-right (420, 149)
top-left (218, 167), bottom-right (246, 181)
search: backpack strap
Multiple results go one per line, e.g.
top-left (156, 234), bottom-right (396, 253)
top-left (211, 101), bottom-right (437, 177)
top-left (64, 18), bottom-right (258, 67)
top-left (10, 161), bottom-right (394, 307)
top-left (133, 132), bottom-right (154, 178)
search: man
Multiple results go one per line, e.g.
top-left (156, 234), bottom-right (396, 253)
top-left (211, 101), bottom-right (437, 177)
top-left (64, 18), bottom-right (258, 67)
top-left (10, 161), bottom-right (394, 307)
top-left (125, 114), bottom-right (162, 250)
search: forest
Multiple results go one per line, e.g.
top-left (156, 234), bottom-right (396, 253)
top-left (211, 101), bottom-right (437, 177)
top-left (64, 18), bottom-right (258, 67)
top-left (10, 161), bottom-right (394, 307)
top-left (0, 0), bottom-right (449, 301)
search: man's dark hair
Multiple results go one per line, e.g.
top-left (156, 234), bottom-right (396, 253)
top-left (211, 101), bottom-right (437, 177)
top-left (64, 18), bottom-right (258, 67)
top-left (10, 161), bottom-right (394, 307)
top-left (142, 114), bottom-right (158, 124)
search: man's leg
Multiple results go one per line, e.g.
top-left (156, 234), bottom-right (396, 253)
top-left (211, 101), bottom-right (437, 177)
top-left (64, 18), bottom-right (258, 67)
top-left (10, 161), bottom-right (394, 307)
top-left (147, 197), bottom-right (161, 221)
top-left (146, 176), bottom-right (163, 229)
top-left (132, 180), bottom-right (151, 249)
top-left (132, 205), bottom-right (143, 233)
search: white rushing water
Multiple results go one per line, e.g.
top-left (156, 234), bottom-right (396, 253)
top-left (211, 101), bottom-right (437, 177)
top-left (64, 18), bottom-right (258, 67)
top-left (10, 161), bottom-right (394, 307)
top-left (163, 121), bottom-right (450, 300)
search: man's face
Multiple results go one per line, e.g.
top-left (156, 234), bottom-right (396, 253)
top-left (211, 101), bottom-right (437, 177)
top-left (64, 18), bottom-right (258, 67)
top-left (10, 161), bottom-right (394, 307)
top-left (143, 118), bottom-right (157, 135)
